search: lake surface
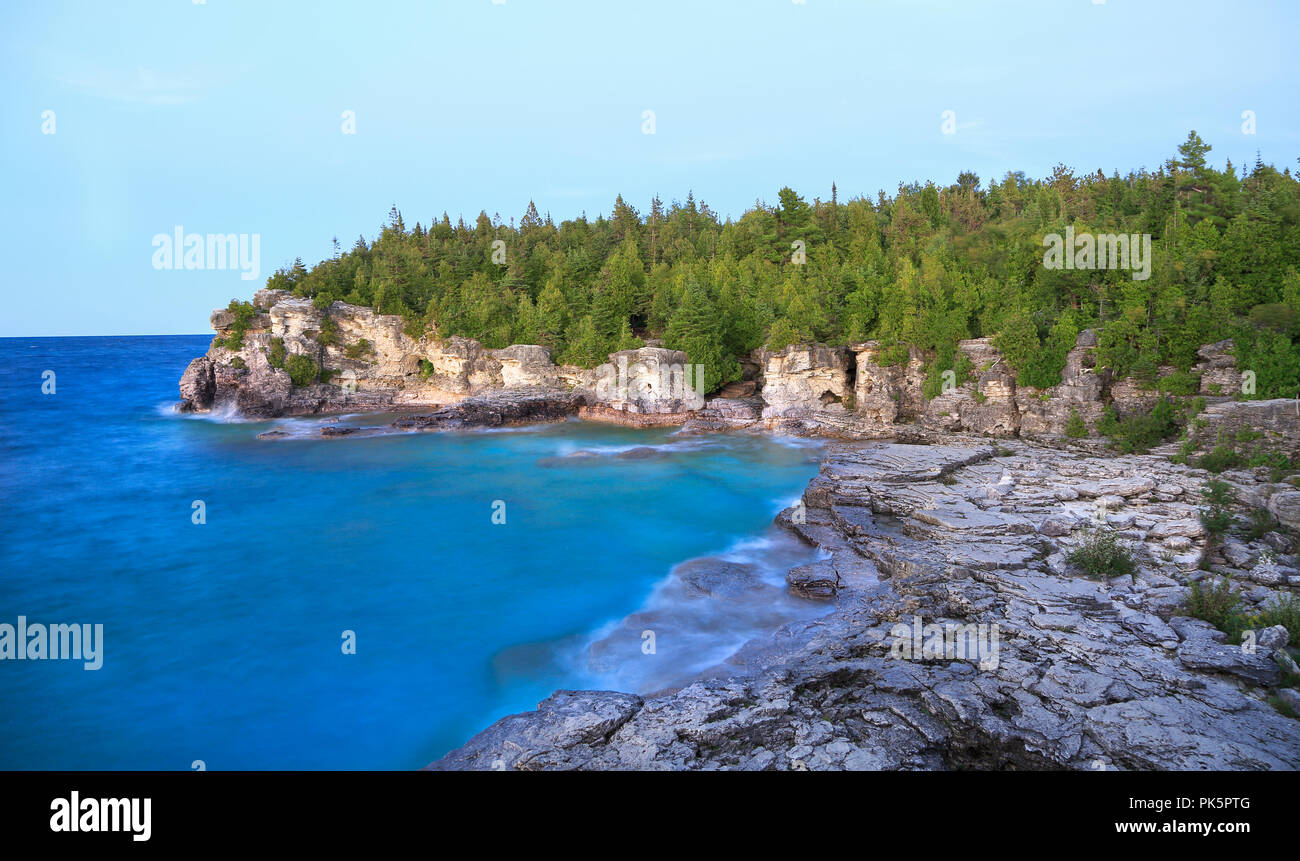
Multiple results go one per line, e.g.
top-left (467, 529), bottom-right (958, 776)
top-left (0, 335), bottom-right (824, 769)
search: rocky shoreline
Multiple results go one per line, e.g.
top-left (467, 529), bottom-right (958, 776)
top-left (179, 291), bottom-right (1300, 464)
top-left (430, 438), bottom-right (1300, 770)
top-left (178, 292), bottom-right (1300, 769)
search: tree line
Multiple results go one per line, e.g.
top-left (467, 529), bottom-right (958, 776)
top-left (261, 131), bottom-right (1300, 398)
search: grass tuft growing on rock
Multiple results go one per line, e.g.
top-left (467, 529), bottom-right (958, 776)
top-left (1183, 575), bottom-right (1247, 642)
top-left (345, 338), bottom-right (375, 360)
top-left (1269, 694), bottom-right (1298, 719)
top-left (1245, 507), bottom-right (1278, 541)
top-left (1245, 593), bottom-right (1300, 648)
top-left (1065, 528), bottom-right (1136, 579)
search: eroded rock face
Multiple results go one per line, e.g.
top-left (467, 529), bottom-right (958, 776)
top-left (492, 345), bottom-right (559, 388)
top-left (1268, 490), bottom-right (1300, 532)
top-left (180, 295), bottom-right (1292, 468)
top-left (756, 344), bottom-right (852, 422)
top-left (179, 294), bottom-right (585, 419)
top-left (588, 347), bottom-right (705, 414)
top-left (679, 396), bottom-right (763, 434)
top-left (1194, 339), bottom-right (1243, 397)
top-left (177, 356), bottom-right (216, 412)
top-left (1015, 330), bottom-right (1106, 436)
top-left (431, 440), bottom-right (1300, 771)
top-left (919, 338), bottom-right (1019, 437)
top-left (851, 341), bottom-right (918, 431)
top-left (1187, 399), bottom-right (1300, 466)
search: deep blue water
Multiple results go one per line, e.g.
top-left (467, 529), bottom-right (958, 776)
top-left (0, 336), bottom-right (823, 769)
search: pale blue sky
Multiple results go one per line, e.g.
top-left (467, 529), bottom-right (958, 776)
top-left (2, 0), bottom-right (1297, 335)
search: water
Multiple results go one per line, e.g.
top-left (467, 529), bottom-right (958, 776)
top-left (0, 336), bottom-right (825, 769)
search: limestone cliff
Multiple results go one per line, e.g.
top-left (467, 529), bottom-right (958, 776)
top-left (178, 294), bottom-right (704, 425)
top-left (179, 293), bottom-right (1286, 459)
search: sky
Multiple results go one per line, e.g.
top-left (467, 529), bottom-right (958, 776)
top-left (1, 0), bottom-right (1297, 336)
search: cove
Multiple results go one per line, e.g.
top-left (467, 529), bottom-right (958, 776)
top-left (0, 335), bottom-right (825, 769)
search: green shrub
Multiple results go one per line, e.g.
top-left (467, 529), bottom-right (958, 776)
top-left (1245, 507), bottom-right (1278, 541)
top-left (317, 315), bottom-right (339, 347)
top-left (220, 300), bottom-right (257, 350)
top-left (344, 338), bottom-right (374, 360)
top-left (1200, 506), bottom-right (1233, 538)
top-left (1065, 408), bottom-right (1087, 439)
top-left (1183, 575), bottom-right (1246, 641)
top-left (1066, 529), bottom-right (1136, 578)
top-left (229, 356), bottom-right (247, 370)
top-left (922, 348), bottom-right (974, 399)
top-left (403, 316), bottom-right (427, 340)
top-left (284, 354), bottom-right (320, 387)
top-left (1198, 445), bottom-right (1241, 473)
top-left (268, 337), bottom-right (286, 369)
top-left (1201, 479), bottom-right (1235, 507)
top-left (1157, 369), bottom-right (1200, 396)
top-left (1098, 395), bottom-right (1181, 454)
top-left (878, 343), bottom-right (910, 367)
top-left (1096, 405), bottom-right (1120, 438)
top-left (418, 358), bottom-right (435, 381)
top-left (1251, 593), bottom-right (1300, 647)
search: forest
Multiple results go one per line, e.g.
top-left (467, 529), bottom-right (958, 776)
top-left (259, 132), bottom-right (1300, 399)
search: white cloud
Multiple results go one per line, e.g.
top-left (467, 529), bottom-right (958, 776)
top-left (54, 65), bottom-right (203, 105)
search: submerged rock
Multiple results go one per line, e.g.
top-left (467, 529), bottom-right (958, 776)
top-left (391, 387), bottom-right (576, 430)
top-left (785, 560), bottom-right (841, 599)
top-left (673, 558), bottom-right (764, 598)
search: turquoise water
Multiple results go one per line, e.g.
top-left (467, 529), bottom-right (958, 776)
top-left (0, 336), bottom-right (824, 769)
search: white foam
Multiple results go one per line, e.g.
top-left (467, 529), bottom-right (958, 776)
top-left (163, 400), bottom-right (253, 423)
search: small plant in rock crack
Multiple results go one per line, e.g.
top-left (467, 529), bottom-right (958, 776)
top-left (1244, 507), bottom-right (1278, 541)
top-left (268, 337), bottom-right (286, 369)
top-left (1183, 574), bottom-right (1246, 641)
top-left (1064, 408), bottom-right (1088, 439)
top-left (1200, 505), bottom-right (1234, 539)
top-left (1270, 694), bottom-right (1298, 719)
top-left (1277, 654), bottom-right (1300, 691)
top-left (1065, 528), bottom-right (1136, 579)
top-left (1251, 592), bottom-right (1300, 648)
top-left (1201, 478), bottom-right (1235, 507)
top-left (1199, 478), bottom-right (1236, 543)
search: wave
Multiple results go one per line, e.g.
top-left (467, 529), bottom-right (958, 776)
top-left (157, 399), bottom-right (255, 423)
top-left (766, 434), bottom-right (825, 451)
top-left (571, 527), bottom-right (833, 694)
top-left (550, 436), bottom-right (721, 458)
